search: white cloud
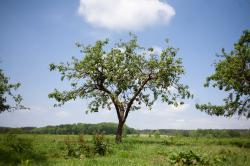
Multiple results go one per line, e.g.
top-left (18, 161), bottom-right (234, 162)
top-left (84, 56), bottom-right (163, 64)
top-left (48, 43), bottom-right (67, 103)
top-left (55, 110), bottom-right (70, 118)
top-left (138, 101), bottom-right (190, 117)
top-left (176, 119), bottom-right (185, 123)
top-left (169, 103), bottom-right (190, 112)
top-left (152, 46), bottom-right (163, 55)
top-left (143, 46), bottom-right (163, 58)
top-left (78, 0), bottom-right (175, 31)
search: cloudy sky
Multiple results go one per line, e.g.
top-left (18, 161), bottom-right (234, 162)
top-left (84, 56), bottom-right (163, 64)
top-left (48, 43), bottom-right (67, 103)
top-left (0, 0), bottom-right (250, 129)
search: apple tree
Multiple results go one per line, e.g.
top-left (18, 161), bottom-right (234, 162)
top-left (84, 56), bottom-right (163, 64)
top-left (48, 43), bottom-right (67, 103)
top-left (196, 30), bottom-right (250, 118)
top-left (49, 35), bottom-right (192, 142)
top-left (0, 68), bottom-right (26, 113)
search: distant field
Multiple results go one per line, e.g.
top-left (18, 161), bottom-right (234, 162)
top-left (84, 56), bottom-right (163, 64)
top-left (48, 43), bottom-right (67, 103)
top-left (0, 134), bottom-right (250, 166)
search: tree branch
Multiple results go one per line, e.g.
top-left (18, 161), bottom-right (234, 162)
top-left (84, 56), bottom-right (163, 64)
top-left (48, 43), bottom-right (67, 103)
top-left (95, 83), bottom-right (122, 122)
top-left (123, 74), bottom-right (154, 122)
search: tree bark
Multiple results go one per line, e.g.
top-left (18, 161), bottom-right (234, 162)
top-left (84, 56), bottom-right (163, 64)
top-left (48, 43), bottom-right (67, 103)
top-left (115, 120), bottom-right (124, 143)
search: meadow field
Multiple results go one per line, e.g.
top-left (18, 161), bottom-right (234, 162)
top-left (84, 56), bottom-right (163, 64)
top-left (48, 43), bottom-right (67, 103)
top-left (1, 1), bottom-right (250, 166)
top-left (0, 133), bottom-right (250, 166)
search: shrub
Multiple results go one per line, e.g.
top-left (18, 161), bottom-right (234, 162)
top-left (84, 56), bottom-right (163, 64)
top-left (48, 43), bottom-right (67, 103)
top-left (93, 134), bottom-right (108, 156)
top-left (4, 134), bottom-right (33, 154)
top-left (229, 140), bottom-right (250, 148)
top-left (162, 140), bottom-right (172, 146)
top-left (135, 133), bottom-right (140, 137)
top-left (78, 134), bottom-right (95, 157)
top-left (162, 137), bottom-right (176, 146)
top-left (230, 140), bottom-right (244, 148)
top-left (79, 134), bottom-right (85, 144)
top-left (64, 134), bottom-right (110, 158)
top-left (209, 149), bottom-right (232, 164)
top-left (65, 143), bottom-right (77, 157)
top-left (169, 150), bottom-right (209, 165)
top-left (64, 135), bottom-right (93, 158)
top-left (154, 130), bottom-right (161, 138)
top-left (0, 134), bottom-right (36, 165)
top-left (243, 142), bottom-right (250, 148)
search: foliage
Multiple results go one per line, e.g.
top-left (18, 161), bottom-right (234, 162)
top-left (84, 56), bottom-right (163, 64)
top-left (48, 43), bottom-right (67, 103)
top-left (162, 137), bottom-right (175, 146)
top-left (154, 130), bottom-right (161, 138)
top-left (196, 30), bottom-right (250, 118)
top-left (190, 129), bottom-right (241, 138)
top-left (64, 135), bottom-right (93, 158)
top-left (0, 134), bottom-right (47, 165)
top-left (64, 133), bottom-right (110, 159)
top-left (29, 122), bottom-right (136, 135)
top-left (49, 34), bottom-right (192, 142)
top-left (1, 134), bottom-right (250, 165)
top-left (0, 68), bottom-right (27, 113)
top-left (169, 150), bottom-right (209, 165)
top-left (93, 134), bottom-right (108, 156)
top-left (4, 134), bottom-right (33, 154)
top-left (64, 137), bottom-right (78, 157)
top-left (49, 34), bottom-right (191, 112)
top-left (139, 129), bottom-right (246, 138)
top-left (162, 139), bottom-right (172, 146)
top-left (1, 125), bottom-right (249, 139)
top-left (1, 124), bottom-right (249, 139)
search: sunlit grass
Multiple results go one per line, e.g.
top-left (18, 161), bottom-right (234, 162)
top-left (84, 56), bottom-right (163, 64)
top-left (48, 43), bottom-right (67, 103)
top-left (0, 134), bottom-right (250, 166)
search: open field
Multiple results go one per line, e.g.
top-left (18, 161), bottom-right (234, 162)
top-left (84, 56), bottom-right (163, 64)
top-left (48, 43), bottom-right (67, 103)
top-left (0, 134), bottom-right (250, 166)
top-left (1, 1), bottom-right (250, 166)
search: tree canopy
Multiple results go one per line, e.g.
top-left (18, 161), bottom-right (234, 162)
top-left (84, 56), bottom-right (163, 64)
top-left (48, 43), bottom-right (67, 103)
top-left (196, 30), bottom-right (250, 118)
top-left (0, 68), bottom-right (26, 113)
top-left (49, 34), bottom-right (192, 142)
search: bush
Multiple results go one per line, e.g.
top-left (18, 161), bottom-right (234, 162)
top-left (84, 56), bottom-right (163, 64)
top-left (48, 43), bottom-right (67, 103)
top-left (162, 137), bottom-right (176, 146)
top-left (78, 134), bottom-right (95, 157)
top-left (79, 134), bottom-right (85, 144)
top-left (64, 136), bottom-right (77, 157)
top-left (154, 130), bottom-right (160, 138)
top-left (64, 134), bottom-right (110, 158)
top-left (64, 135), bottom-right (93, 158)
top-left (0, 134), bottom-right (39, 165)
top-left (93, 134), bottom-right (108, 156)
top-left (243, 142), bottom-right (250, 148)
top-left (230, 140), bottom-right (244, 148)
top-left (169, 150), bottom-right (209, 165)
top-left (4, 134), bottom-right (33, 154)
top-left (162, 140), bottom-right (172, 146)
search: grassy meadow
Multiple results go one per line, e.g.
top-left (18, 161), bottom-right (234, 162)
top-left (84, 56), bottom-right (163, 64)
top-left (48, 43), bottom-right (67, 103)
top-left (0, 133), bottom-right (250, 166)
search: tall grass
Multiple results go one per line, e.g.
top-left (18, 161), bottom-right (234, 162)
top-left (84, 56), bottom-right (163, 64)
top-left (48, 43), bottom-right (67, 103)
top-left (0, 134), bottom-right (250, 166)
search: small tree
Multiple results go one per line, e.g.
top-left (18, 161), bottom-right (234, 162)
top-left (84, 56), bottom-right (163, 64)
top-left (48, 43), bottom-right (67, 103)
top-left (0, 68), bottom-right (27, 113)
top-left (196, 30), bottom-right (250, 118)
top-left (49, 34), bottom-right (192, 143)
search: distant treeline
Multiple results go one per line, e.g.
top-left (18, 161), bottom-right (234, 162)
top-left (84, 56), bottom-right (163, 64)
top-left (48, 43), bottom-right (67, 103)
top-left (0, 123), bottom-right (250, 138)
top-left (139, 129), bottom-right (250, 138)
top-left (0, 122), bottom-right (136, 135)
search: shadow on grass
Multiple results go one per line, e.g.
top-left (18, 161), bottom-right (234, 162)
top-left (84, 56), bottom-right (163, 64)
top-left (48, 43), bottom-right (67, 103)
top-left (123, 138), bottom-right (163, 145)
top-left (123, 137), bottom-right (250, 148)
top-left (0, 148), bottom-right (48, 165)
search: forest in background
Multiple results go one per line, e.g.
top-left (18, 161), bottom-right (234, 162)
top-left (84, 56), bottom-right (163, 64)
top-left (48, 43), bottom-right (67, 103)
top-left (1, 122), bottom-right (249, 138)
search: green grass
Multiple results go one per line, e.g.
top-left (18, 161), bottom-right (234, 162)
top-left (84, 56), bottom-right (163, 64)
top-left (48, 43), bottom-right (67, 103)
top-left (0, 134), bottom-right (250, 166)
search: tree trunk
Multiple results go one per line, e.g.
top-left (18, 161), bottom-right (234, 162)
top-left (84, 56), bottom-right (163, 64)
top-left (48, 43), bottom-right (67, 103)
top-left (115, 120), bottom-right (124, 143)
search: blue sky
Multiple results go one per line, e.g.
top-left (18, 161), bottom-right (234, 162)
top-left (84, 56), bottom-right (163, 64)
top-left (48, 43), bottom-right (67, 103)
top-left (0, 0), bottom-right (250, 129)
